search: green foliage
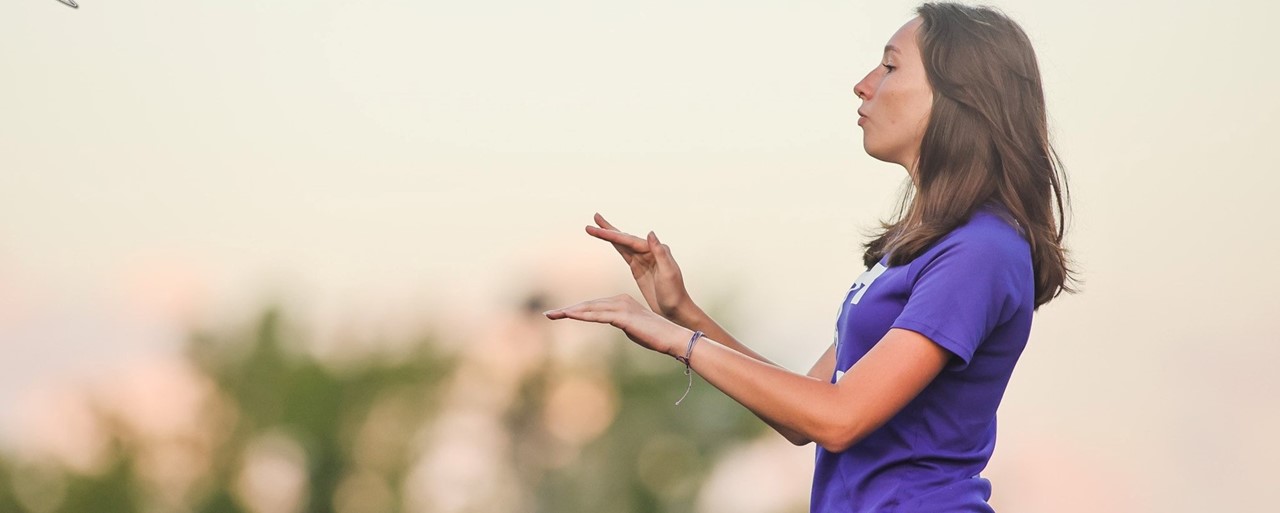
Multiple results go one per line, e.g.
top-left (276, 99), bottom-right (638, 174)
top-left (0, 299), bottom-right (769, 513)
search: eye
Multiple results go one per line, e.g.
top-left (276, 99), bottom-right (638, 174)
top-left (882, 63), bottom-right (896, 73)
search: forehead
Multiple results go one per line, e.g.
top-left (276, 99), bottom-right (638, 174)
top-left (885, 16), bottom-right (923, 54)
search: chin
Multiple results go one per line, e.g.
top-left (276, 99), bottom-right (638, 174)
top-left (861, 141), bottom-right (892, 163)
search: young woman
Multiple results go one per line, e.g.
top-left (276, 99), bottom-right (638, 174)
top-left (545, 3), bottom-right (1079, 511)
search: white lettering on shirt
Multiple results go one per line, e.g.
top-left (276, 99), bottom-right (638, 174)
top-left (848, 262), bottom-right (889, 305)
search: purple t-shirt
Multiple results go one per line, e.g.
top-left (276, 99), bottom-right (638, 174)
top-left (810, 202), bottom-right (1034, 513)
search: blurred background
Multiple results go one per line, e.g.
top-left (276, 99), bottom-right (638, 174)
top-left (2, 0), bottom-right (1277, 512)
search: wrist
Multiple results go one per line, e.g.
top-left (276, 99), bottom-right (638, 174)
top-left (670, 328), bottom-right (705, 406)
top-left (671, 328), bottom-right (705, 364)
top-left (669, 301), bottom-right (706, 328)
top-left (666, 326), bottom-right (695, 359)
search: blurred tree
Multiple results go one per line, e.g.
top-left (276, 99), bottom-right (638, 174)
top-left (0, 295), bottom-right (771, 513)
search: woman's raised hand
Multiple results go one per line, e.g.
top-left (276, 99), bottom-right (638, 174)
top-left (585, 213), bottom-right (694, 322)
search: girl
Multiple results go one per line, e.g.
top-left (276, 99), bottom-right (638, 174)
top-left (545, 3), bottom-right (1079, 511)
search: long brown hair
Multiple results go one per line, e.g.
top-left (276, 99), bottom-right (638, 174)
top-left (861, 2), bottom-right (1082, 309)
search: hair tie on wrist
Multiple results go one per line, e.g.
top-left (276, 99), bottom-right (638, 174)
top-left (673, 330), bottom-right (704, 405)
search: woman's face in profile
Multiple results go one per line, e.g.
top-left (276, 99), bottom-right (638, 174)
top-left (854, 17), bottom-right (934, 172)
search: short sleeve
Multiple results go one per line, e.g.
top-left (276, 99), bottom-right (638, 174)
top-left (889, 237), bottom-right (1022, 372)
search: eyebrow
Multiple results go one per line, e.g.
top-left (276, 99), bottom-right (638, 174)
top-left (884, 44), bottom-right (900, 55)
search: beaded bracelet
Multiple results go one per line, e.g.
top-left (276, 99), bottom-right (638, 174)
top-left (673, 330), bottom-right (704, 405)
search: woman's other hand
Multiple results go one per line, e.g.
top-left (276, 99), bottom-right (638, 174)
top-left (544, 294), bottom-right (691, 357)
top-left (585, 213), bottom-right (694, 322)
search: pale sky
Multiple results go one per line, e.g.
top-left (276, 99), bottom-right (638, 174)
top-left (2, 1), bottom-right (1278, 511)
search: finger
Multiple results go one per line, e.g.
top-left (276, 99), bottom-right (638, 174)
top-left (585, 225), bottom-right (637, 262)
top-left (647, 231), bottom-right (665, 256)
top-left (544, 301), bottom-right (616, 322)
top-left (587, 225), bottom-right (650, 253)
top-left (558, 296), bottom-right (611, 309)
top-left (647, 232), bottom-right (665, 266)
top-left (544, 296), bottom-right (616, 314)
top-left (546, 309), bottom-right (612, 323)
top-left (648, 233), bottom-right (680, 276)
top-left (650, 232), bottom-right (675, 257)
top-left (594, 212), bottom-right (620, 231)
top-left (545, 308), bottom-right (606, 322)
top-left (592, 213), bottom-right (650, 252)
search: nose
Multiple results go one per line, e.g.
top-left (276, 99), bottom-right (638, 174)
top-left (853, 69), bottom-right (875, 101)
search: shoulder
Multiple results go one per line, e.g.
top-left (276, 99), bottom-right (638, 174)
top-left (931, 208), bottom-right (1029, 262)
top-left (904, 207), bottom-right (1033, 293)
top-left (958, 209), bottom-right (1028, 253)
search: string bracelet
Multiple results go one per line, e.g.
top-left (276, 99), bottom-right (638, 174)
top-left (672, 330), bottom-right (704, 405)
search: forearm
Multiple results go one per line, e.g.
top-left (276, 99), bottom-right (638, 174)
top-left (670, 331), bottom-right (843, 449)
top-left (672, 303), bottom-right (776, 366)
top-left (672, 304), bottom-right (813, 445)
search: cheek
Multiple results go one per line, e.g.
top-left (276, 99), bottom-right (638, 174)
top-left (879, 92), bottom-right (931, 144)
top-left (879, 88), bottom-right (915, 133)
top-left (907, 81), bottom-right (934, 127)
top-left (912, 92), bottom-right (933, 127)
top-left (886, 87), bottom-right (931, 125)
top-left (869, 84), bottom-right (931, 156)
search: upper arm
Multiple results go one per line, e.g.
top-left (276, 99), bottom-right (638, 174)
top-left (825, 327), bottom-right (950, 452)
top-left (890, 234), bottom-right (1026, 372)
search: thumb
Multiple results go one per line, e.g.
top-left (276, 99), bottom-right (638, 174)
top-left (649, 232), bottom-right (672, 260)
